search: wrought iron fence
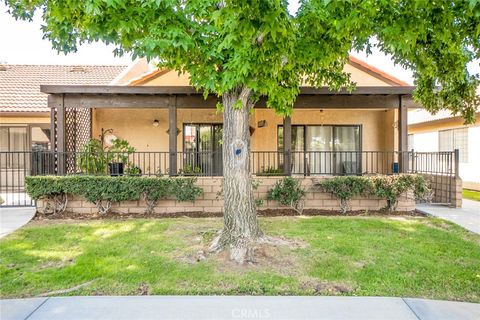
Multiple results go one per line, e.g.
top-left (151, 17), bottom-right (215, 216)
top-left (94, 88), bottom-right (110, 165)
top-left (0, 150), bottom-right (458, 206)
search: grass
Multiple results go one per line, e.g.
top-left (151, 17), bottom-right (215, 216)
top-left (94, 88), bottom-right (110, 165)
top-left (1, 216), bottom-right (479, 302)
top-left (463, 189), bottom-right (480, 201)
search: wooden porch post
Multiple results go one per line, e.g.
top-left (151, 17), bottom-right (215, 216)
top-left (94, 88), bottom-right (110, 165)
top-left (398, 95), bottom-right (408, 173)
top-left (48, 94), bottom-right (66, 175)
top-left (168, 95), bottom-right (178, 176)
top-left (283, 116), bottom-right (292, 175)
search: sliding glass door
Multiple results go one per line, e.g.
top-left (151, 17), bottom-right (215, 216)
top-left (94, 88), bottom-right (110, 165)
top-left (183, 124), bottom-right (223, 175)
top-left (278, 125), bottom-right (361, 175)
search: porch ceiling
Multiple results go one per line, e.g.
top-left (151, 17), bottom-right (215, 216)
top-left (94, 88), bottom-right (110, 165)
top-left (41, 85), bottom-right (421, 109)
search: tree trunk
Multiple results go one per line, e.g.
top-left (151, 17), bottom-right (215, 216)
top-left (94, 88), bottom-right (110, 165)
top-left (210, 87), bottom-right (263, 263)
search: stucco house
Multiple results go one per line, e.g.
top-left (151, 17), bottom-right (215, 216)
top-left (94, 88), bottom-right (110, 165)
top-left (0, 64), bottom-right (126, 153)
top-left (408, 103), bottom-right (480, 191)
top-left (43, 56), bottom-right (413, 176)
top-left (1, 57), bottom-right (462, 208)
top-left (0, 64), bottom-right (125, 204)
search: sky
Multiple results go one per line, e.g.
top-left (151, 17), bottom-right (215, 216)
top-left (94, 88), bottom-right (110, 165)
top-left (1, 2), bottom-right (478, 86)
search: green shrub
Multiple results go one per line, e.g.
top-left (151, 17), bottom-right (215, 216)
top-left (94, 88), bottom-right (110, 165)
top-left (267, 177), bottom-right (306, 214)
top-left (317, 176), bottom-right (374, 213)
top-left (138, 177), bottom-right (172, 213)
top-left (178, 165), bottom-right (202, 176)
top-left (77, 138), bottom-right (137, 175)
top-left (170, 177), bottom-right (203, 202)
top-left (77, 139), bottom-right (108, 175)
top-left (371, 174), bottom-right (430, 211)
top-left (25, 176), bottom-right (69, 214)
top-left (259, 166), bottom-right (283, 176)
top-left (25, 176), bottom-right (203, 215)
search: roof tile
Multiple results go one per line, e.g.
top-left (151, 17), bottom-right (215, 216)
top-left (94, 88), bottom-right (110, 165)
top-left (0, 65), bottom-right (126, 113)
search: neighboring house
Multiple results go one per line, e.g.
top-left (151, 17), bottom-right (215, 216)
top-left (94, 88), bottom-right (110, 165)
top-left (0, 64), bottom-right (126, 153)
top-left (0, 64), bottom-right (125, 197)
top-left (408, 107), bottom-right (480, 191)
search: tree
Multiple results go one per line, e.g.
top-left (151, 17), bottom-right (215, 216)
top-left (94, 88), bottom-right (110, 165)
top-left (6, 0), bottom-right (479, 262)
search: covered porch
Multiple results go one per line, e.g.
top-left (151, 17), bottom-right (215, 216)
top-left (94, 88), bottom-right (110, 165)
top-left (41, 85), bottom-right (416, 177)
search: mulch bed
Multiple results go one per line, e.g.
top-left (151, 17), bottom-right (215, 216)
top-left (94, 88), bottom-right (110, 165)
top-left (33, 208), bottom-right (423, 220)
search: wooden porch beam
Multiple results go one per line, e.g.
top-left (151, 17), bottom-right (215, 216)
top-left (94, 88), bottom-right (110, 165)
top-left (41, 85), bottom-right (417, 96)
top-left (59, 94), bottom-right (421, 110)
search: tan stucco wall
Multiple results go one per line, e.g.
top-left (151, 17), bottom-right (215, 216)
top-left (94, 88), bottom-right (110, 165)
top-left (138, 62), bottom-right (393, 87)
top-left (343, 64), bottom-right (393, 86)
top-left (409, 113), bottom-right (479, 134)
top-left (93, 108), bottom-right (223, 152)
top-left (252, 108), bottom-right (393, 152)
top-left (138, 71), bottom-right (191, 86)
top-left (93, 108), bottom-right (397, 153)
top-left (0, 115), bottom-right (49, 124)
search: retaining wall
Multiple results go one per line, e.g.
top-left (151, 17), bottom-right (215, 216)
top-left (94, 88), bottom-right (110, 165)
top-left (35, 177), bottom-right (416, 215)
top-left (421, 174), bottom-right (462, 208)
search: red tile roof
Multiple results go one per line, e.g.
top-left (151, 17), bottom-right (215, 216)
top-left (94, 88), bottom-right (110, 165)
top-left (0, 65), bottom-right (126, 113)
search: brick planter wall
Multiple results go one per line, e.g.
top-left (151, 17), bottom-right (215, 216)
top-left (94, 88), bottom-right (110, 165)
top-left (35, 176), bottom-right (416, 215)
top-left (421, 174), bottom-right (462, 208)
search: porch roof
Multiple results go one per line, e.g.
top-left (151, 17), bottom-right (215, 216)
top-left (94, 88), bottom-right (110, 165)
top-left (40, 85), bottom-right (420, 109)
top-left (41, 85), bottom-right (416, 95)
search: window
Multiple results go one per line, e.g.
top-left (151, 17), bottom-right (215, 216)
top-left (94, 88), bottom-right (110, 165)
top-left (439, 128), bottom-right (468, 163)
top-left (408, 134), bottom-right (414, 150)
top-left (278, 125), bottom-right (361, 174)
top-left (0, 126), bottom-right (28, 169)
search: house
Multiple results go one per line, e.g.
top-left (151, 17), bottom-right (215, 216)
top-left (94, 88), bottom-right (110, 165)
top-left (0, 64), bottom-right (125, 205)
top-left (46, 56), bottom-right (413, 176)
top-left (0, 57), bottom-right (462, 208)
top-left (408, 103), bottom-right (480, 191)
top-left (0, 64), bottom-right (126, 153)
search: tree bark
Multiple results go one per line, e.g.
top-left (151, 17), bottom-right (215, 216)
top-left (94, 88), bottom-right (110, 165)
top-left (210, 87), bottom-right (263, 263)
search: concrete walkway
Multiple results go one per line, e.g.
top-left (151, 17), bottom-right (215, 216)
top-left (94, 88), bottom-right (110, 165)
top-left (0, 207), bottom-right (36, 238)
top-left (417, 199), bottom-right (480, 234)
top-left (1, 296), bottom-right (479, 320)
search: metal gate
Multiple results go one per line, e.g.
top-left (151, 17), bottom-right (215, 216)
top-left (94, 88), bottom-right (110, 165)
top-left (0, 151), bottom-right (56, 207)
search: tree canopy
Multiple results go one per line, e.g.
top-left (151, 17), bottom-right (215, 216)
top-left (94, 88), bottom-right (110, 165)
top-left (6, 0), bottom-right (479, 120)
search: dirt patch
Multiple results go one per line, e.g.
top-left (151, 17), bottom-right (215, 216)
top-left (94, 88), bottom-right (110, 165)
top-left (33, 210), bottom-right (223, 221)
top-left (300, 278), bottom-right (355, 295)
top-left (39, 259), bottom-right (74, 270)
top-left (207, 240), bottom-right (306, 277)
top-left (136, 282), bottom-right (150, 295)
top-left (33, 208), bottom-right (422, 220)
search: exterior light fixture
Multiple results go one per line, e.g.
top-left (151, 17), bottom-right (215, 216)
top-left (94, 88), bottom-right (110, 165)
top-left (257, 120), bottom-right (267, 128)
top-left (153, 119), bottom-right (160, 127)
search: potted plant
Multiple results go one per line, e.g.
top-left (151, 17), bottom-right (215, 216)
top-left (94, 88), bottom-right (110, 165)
top-left (77, 139), bottom-right (108, 174)
top-left (107, 139), bottom-right (135, 176)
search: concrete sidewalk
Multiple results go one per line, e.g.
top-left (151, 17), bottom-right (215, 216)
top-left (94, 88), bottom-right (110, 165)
top-left (1, 296), bottom-right (479, 320)
top-left (417, 199), bottom-right (480, 234)
top-left (0, 207), bottom-right (35, 238)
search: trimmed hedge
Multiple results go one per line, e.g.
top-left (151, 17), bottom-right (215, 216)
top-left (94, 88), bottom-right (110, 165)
top-left (318, 176), bottom-right (373, 213)
top-left (25, 175), bottom-right (203, 214)
top-left (316, 174), bottom-right (430, 212)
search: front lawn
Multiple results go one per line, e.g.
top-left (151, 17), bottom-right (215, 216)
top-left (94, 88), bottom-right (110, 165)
top-left (1, 216), bottom-right (479, 302)
top-left (463, 189), bottom-right (480, 201)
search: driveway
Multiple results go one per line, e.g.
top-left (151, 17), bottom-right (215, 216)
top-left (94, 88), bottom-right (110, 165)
top-left (0, 207), bottom-right (36, 238)
top-left (1, 296), bottom-right (479, 320)
top-left (417, 199), bottom-right (480, 234)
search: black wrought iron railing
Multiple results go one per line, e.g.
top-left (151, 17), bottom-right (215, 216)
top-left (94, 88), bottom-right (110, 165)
top-left (0, 150), bottom-right (458, 207)
top-left (0, 149), bottom-right (458, 177)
